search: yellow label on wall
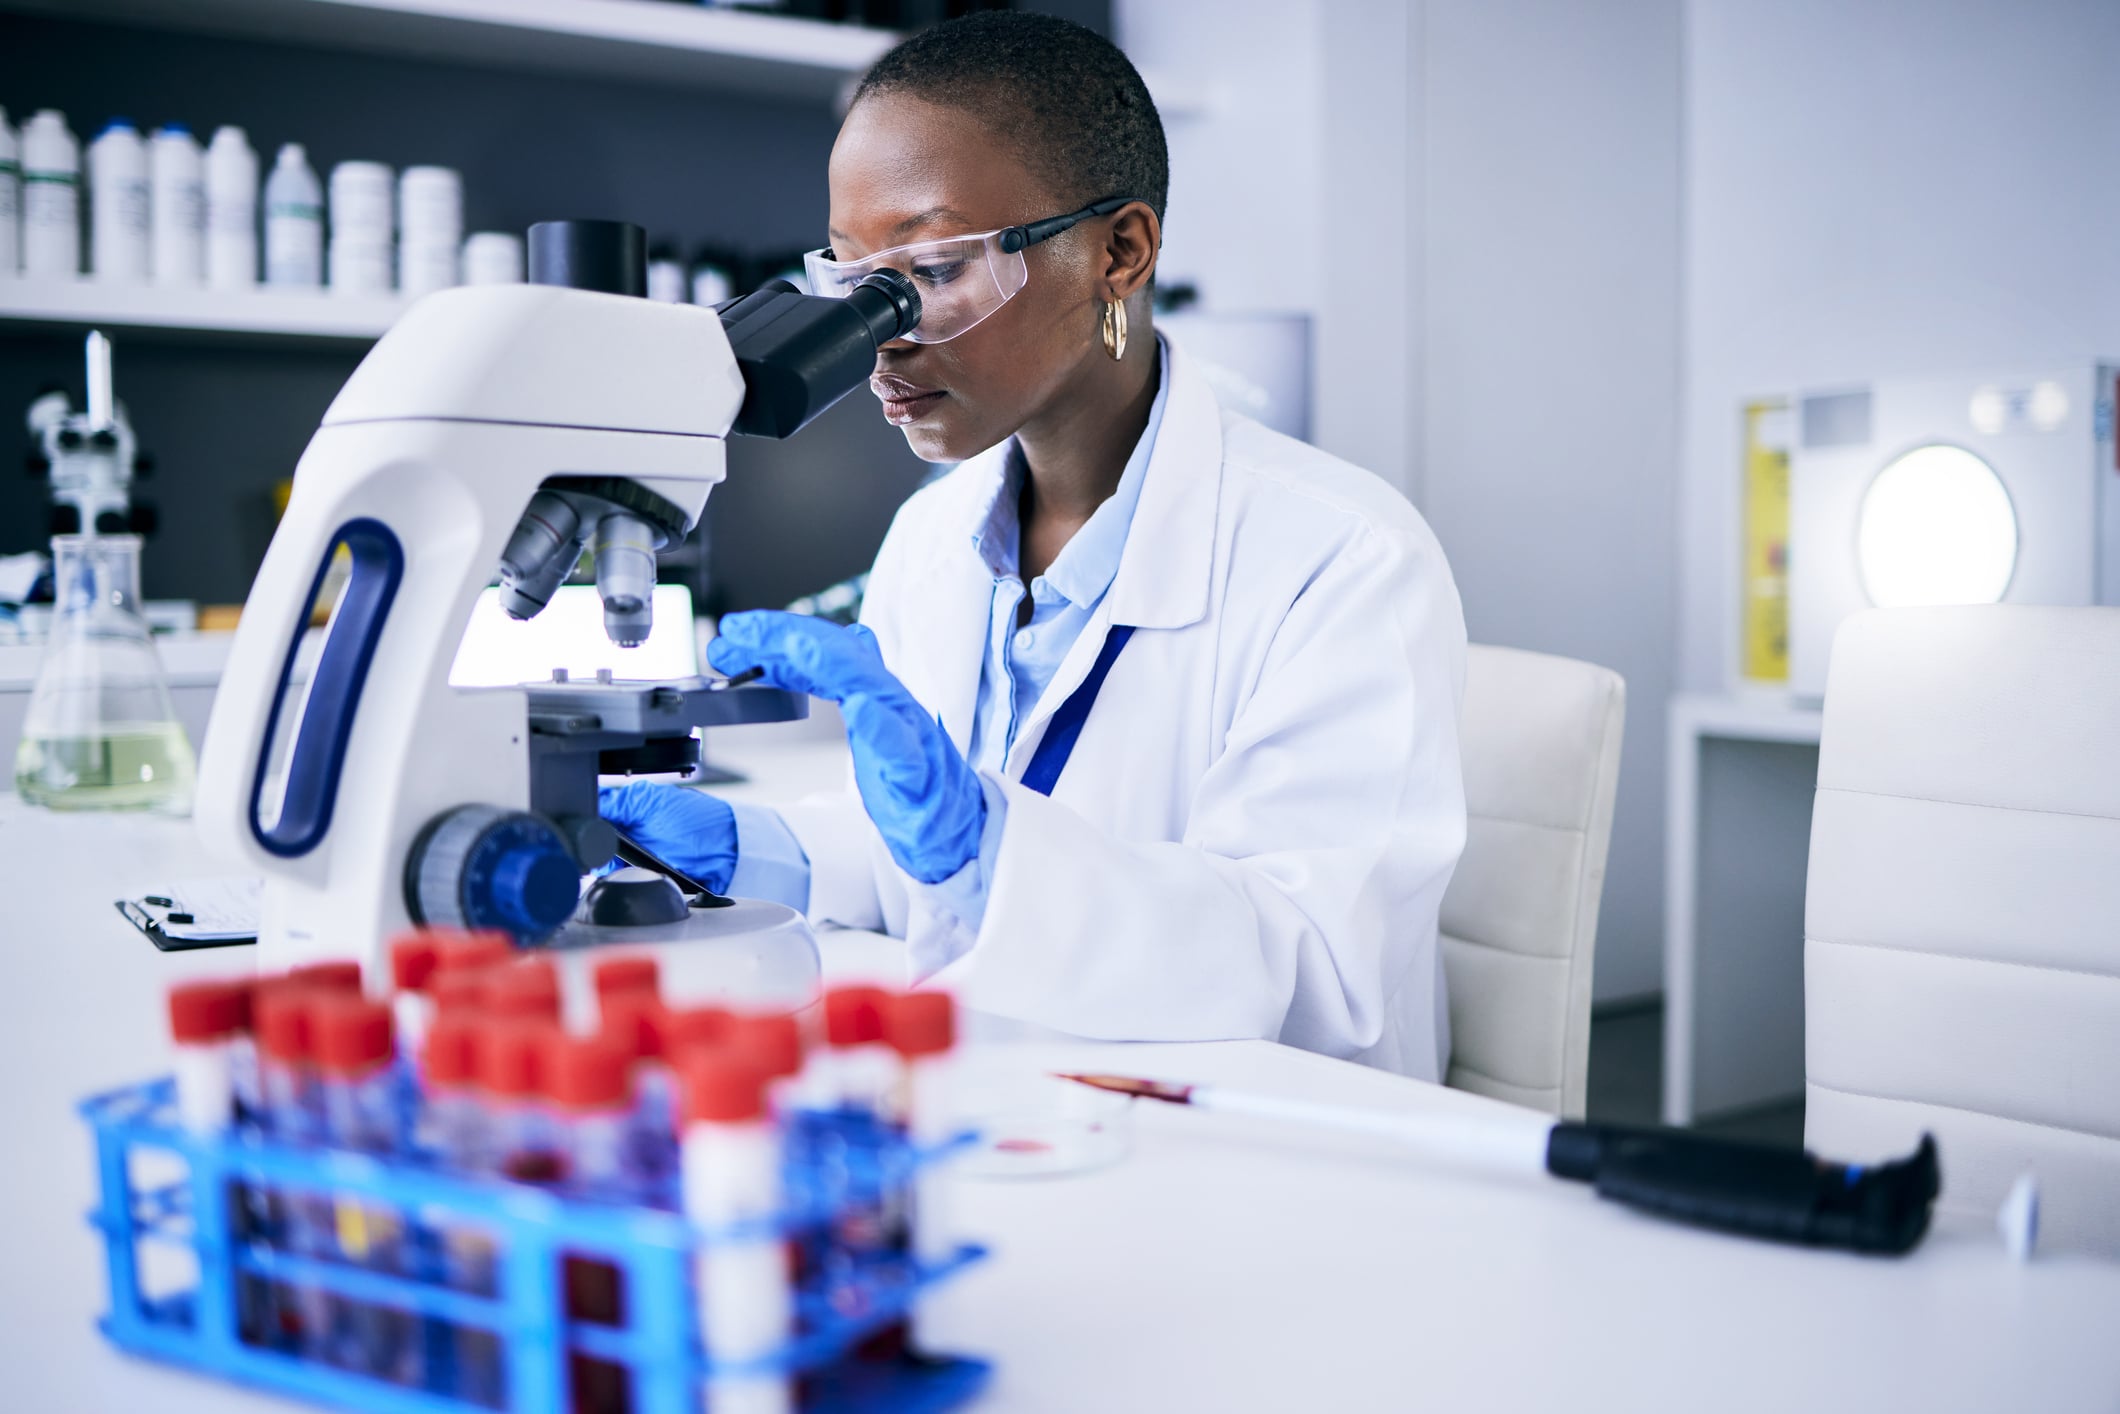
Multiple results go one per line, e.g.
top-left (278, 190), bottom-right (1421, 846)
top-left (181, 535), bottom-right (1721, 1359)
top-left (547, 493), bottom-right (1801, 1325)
top-left (1741, 399), bottom-right (1790, 683)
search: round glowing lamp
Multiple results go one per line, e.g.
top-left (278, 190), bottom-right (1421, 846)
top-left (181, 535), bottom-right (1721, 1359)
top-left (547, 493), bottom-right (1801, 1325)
top-left (1855, 444), bottom-right (2018, 608)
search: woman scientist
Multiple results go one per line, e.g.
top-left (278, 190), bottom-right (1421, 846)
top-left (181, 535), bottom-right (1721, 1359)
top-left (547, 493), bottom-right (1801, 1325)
top-left (603, 11), bottom-right (1469, 1079)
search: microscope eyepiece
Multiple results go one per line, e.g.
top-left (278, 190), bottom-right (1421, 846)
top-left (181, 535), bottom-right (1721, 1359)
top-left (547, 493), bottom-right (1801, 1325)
top-left (717, 270), bottom-right (927, 439)
top-left (846, 268), bottom-right (922, 347)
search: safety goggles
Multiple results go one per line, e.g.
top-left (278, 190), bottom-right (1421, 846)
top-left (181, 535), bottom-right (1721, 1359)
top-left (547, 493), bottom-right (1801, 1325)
top-left (803, 195), bottom-right (1137, 344)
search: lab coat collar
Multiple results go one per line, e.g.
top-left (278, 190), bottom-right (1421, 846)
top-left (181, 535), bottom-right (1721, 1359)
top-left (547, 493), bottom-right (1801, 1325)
top-left (914, 332), bottom-right (1222, 750)
top-left (1107, 333), bottom-right (1219, 631)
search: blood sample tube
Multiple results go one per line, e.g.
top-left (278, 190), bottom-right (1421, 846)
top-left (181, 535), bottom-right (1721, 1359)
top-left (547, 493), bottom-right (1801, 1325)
top-left (820, 986), bottom-right (893, 1112)
top-left (680, 1049), bottom-right (792, 1414)
top-left (253, 986), bottom-right (332, 1357)
top-left (882, 992), bottom-right (958, 1358)
top-left (547, 1033), bottom-right (638, 1414)
top-left (728, 1013), bottom-right (805, 1119)
top-left (481, 1019), bottom-right (561, 1183)
top-left (432, 929), bottom-right (517, 973)
top-left (174, 978), bottom-right (270, 1342)
top-left (431, 969), bottom-right (489, 1020)
top-left (315, 997), bottom-right (416, 1384)
top-left (387, 932), bottom-right (442, 1055)
top-left (221, 977), bottom-right (264, 1129)
top-left (415, 1012), bottom-right (485, 1398)
top-left (168, 980), bottom-right (245, 1135)
top-left (600, 990), bottom-right (676, 1185)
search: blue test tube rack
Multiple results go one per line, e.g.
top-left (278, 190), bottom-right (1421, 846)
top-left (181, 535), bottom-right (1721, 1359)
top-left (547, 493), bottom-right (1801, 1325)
top-left (80, 1076), bottom-right (991, 1414)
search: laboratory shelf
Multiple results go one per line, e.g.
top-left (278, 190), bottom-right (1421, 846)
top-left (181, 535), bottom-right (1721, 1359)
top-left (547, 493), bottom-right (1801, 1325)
top-left (0, 0), bottom-right (901, 104)
top-left (0, 0), bottom-right (1208, 114)
top-left (0, 277), bottom-right (407, 345)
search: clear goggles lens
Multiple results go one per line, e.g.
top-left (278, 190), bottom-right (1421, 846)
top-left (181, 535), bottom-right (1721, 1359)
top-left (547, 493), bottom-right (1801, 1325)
top-left (803, 232), bottom-right (1029, 344)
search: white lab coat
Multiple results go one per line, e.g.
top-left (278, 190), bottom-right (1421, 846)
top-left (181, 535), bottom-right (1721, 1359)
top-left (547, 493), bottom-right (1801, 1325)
top-left (778, 338), bottom-right (1468, 1079)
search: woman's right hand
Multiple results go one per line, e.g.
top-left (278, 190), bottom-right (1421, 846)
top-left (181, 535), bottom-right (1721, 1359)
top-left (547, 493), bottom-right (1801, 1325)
top-left (597, 780), bottom-right (739, 894)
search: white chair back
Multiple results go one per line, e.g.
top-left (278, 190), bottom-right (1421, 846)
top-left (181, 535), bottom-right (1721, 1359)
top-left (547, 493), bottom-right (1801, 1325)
top-left (1440, 644), bottom-right (1625, 1118)
top-left (1807, 606), bottom-right (2120, 1255)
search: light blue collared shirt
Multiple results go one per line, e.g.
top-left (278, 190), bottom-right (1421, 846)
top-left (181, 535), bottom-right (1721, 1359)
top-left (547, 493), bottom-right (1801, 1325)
top-left (727, 338), bottom-right (1171, 932)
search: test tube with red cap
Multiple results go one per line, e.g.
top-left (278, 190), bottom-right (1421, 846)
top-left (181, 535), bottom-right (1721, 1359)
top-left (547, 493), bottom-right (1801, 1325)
top-left (315, 996), bottom-right (417, 1384)
top-left (600, 991), bottom-right (677, 1183)
top-left (680, 1048), bottom-right (792, 1414)
top-left (252, 986), bottom-right (334, 1357)
top-left (728, 1012), bottom-right (806, 1121)
top-left (547, 1032), bottom-right (639, 1414)
top-left (168, 980), bottom-right (246, 1135)
top-left (592, 954), bottom-right (659, 1012)
top-left (883, 992), bottom-right (959, 1358)
top-left (481, 1019), bottom-right (562, 1183)
top-left (818, 985), bottom-right (894, 1112)
top-left (386, 932), bottom-right (442, 1056)
top-left (169, 978), bottom-right (271, 1344)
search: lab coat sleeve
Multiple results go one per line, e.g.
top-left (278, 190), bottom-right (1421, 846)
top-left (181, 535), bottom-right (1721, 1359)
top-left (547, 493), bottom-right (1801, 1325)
top-left (935, 520), bottom-right (1467, 1066)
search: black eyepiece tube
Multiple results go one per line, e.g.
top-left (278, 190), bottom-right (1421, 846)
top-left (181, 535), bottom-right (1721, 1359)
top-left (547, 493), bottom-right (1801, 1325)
top-left (718, 270), bottom-right (923, 440)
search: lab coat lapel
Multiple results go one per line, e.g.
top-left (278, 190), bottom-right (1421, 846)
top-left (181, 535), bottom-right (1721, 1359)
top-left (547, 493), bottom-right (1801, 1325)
top-left (898, 447), bottom-right (1009, 754)
top-left (1003, 337), bottom-right (1224, 777)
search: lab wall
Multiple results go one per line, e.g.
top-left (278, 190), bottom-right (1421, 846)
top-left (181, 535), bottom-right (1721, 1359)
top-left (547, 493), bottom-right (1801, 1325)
top-left (1418, 0), bottom-right (1683, 1003)
top-left (1678, 0), bottom-right (2120, 693)
top-left (1117, 0), bottom-right (1684, 1003)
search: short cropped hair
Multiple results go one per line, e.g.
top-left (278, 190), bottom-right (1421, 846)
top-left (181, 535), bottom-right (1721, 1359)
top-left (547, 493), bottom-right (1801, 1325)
top-left (852, 11), bottom-right (1170, 227)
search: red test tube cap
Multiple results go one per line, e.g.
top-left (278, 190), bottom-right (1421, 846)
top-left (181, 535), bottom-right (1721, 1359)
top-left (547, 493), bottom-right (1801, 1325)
top-left (545, 1033), bottom-right (633, 1112)
top-left (485, 958), bottom-right (561, 1022)
top-left (433, 932), bottom-right (516, 975)
top-left (479, 1021), bottom-right (555, 1100)
top-left (600, 991), bottom-right (669, 1062)
top-left (255, 987), bottom-right (319, 1065)
top-left (681, 1048), bottom-right (767, 1126)
top-left (884, 991), bottom-right (955, 1058)
top-left (824, 986), bottom-right (888, 1047)
top-left (423, 1014), bottom-right (481, 1090)
top-left (316, 997), bottom-right (395, 1076)
top-left (665, 1005), bottom-right (734, 1059)
top-left (728, 1012), bottom-right (804, 1079)
top-left (288, 959), bottom-right (364, 993)
top-left (388, 933), bottom-right (441, 993)
top-left (432, 970), bottom-right (488, 1017)
top-left (593, 955), bottom-right (659, 998)
top-left (168, 980), bottom-right (248, 1044)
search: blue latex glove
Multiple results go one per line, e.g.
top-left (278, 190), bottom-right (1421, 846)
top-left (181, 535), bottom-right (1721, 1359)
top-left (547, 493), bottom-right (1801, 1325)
top-left (709, 610), bottom-right (984, 884)
top-left (597, 780), bottom-right (738, 893)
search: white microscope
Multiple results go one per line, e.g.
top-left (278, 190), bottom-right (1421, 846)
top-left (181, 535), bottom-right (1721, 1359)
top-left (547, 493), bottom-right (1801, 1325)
top-left (196, 220), bottom-right (919, 994)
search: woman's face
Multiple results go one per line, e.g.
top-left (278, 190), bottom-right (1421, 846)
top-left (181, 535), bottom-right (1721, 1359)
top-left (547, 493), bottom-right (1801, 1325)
top-left (826, 92), bottom-right (1111, 463)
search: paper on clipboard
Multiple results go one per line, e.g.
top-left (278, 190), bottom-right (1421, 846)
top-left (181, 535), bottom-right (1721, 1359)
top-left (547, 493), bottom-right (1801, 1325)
top-left (118, 876), bottom-right (262, 946)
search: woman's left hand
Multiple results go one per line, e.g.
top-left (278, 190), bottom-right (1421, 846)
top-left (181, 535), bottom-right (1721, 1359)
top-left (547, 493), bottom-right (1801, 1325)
top-left (710, 610), bottom-right (985, 884)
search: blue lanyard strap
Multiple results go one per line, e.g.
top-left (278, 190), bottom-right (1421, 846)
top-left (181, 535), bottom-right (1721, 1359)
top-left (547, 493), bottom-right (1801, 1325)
top-left (1020, 624), bottom-right (1134, 797)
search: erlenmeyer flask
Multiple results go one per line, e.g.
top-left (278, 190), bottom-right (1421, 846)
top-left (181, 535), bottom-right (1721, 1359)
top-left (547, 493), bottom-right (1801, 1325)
top-left (13, 535), bottom-right (197, 813)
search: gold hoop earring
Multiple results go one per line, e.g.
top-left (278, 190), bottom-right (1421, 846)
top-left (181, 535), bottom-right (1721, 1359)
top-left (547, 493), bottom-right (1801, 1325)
top-left (1101, 299), bottom-right (1128, 362)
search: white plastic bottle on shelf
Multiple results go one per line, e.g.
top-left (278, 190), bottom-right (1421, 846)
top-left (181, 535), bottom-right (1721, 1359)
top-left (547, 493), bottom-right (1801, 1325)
top-left (263, 142), bottom-right (322, 289)
top-left (22, 110), bottom-right (81, 277)
top-left (460, 230), bottom-right (523, 285)
top-left (0, 109), bottom-right (20, 276)
top-left (88, 118), bottom-right (149, 283)
top-left (646, 241), bottom-right (685, 303)
top-left (204, 125), bottom-right (257, 290)
top-left (149, 124), bottom-right (205, 287)
top-left (327, 159), bottom-right (393, 295)
top-left (396, 164), bottom-right (460, 298)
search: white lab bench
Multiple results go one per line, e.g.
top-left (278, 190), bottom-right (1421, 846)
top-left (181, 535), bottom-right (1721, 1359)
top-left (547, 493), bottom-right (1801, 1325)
top-left (4, 743), bottom-right (2120, 1411)
top-left (1662, 692), bottom-right (1824, 1125)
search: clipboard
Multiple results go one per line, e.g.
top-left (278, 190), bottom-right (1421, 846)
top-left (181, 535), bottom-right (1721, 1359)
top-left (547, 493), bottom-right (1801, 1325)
top-left (116, 876), bottom-right (262, 951)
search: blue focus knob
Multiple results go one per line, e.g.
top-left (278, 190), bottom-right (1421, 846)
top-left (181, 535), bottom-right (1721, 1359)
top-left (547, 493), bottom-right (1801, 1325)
top-left (406, 805), bottom-right (581, 944)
